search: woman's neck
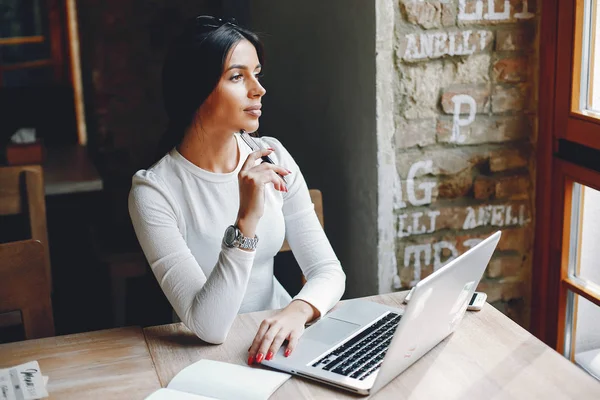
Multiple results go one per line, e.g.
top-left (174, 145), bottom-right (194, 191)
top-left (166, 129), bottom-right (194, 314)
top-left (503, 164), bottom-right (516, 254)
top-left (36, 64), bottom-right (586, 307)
top-left (178, 127), bottom-right (239, 174)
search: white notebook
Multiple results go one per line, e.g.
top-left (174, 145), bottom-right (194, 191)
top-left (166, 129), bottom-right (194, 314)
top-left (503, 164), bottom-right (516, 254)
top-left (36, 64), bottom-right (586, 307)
top-left (145, 359), bottom-right (291, 400)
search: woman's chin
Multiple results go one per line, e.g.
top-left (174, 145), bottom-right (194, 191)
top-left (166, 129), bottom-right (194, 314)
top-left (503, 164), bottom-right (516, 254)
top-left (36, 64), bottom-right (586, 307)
top-left (241, 121), bottom-right (260, 133)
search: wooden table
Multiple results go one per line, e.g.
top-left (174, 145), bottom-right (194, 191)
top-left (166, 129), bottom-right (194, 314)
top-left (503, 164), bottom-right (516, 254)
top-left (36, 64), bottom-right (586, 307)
top-left (0, 327), bottom-right (161, 399)
top-left (44, 145), bottom-right (103, 196)
top-left (143, 293), bottom-right (600, 399)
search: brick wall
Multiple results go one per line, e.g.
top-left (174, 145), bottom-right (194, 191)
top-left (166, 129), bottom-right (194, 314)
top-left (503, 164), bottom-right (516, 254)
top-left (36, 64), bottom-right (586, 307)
top-left (393, 0), bottom-right (538, 327)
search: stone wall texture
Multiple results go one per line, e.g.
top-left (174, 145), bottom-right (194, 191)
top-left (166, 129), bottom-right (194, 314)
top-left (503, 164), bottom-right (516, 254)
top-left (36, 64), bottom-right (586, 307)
top-left (393, 0), bottom-right (538, 327)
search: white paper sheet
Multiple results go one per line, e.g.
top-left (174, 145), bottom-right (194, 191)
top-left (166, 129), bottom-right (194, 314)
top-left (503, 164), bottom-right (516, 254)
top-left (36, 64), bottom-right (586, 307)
top-left (0, 361), bottom-right (48, 400)
top-left (167, 359), bottom-right (291, 400)
top-left (145, 388), bottom-right (218, 400)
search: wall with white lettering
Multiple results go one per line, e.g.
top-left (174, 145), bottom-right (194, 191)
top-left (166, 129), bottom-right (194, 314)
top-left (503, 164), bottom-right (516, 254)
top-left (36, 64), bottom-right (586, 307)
top-left (390, 0), bottom-right (538, 327)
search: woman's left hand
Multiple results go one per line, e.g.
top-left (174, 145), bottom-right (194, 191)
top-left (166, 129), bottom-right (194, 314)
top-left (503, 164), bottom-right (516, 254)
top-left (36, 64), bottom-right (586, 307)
top-left (248, 300), bottom-right (318, 365)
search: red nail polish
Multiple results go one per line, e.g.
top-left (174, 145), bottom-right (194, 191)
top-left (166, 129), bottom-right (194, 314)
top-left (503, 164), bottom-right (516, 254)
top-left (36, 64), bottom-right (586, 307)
top-left (287, 169), bottom-right (292, 173)
top-left (267, 147), bottom-right (275, 151)
top-left (266, 351), bottom-right (274, 360)
top-left (256, 353), bottom-right (264, 363)
top-left (248, 356), bottom-right (254, 365)
top-left (284, 349), bottom-right (291, 357)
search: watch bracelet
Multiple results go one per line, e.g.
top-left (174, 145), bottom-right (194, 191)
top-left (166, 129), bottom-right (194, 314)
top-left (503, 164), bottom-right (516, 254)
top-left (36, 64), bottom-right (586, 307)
top-left (237, 229), bottom-right (258, 250)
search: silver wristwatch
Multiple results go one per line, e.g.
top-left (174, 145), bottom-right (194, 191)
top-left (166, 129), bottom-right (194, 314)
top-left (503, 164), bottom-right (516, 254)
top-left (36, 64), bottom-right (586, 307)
top-left (223, 225), bottom-right (259, 250)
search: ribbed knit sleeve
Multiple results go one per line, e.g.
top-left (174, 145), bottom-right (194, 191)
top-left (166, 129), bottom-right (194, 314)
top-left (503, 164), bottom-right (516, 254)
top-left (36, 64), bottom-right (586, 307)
top-left (261, 137), bottom-right (346, 318)
top-left (128, 170), bottom-right (255, 344)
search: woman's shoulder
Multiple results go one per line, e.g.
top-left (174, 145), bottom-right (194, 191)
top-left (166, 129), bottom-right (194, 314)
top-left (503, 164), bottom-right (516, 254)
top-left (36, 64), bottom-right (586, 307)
top-left (130, 154), bottom-right (178, 199)
top-left (132, 168), bottom-right (160, 187)
top-left (132, 167), bottom-right (165, 189)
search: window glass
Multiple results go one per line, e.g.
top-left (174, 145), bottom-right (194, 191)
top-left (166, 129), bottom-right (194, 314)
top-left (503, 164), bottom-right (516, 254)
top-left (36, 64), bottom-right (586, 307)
top-left (0, 0), bottom-right (44, 38)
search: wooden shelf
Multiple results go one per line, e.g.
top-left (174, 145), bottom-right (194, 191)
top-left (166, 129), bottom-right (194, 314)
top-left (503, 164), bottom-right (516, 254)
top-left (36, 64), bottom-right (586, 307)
top-left (44, 145), bottom-right (103, 196)
top-left (0, 36), bottom-right (45, 46)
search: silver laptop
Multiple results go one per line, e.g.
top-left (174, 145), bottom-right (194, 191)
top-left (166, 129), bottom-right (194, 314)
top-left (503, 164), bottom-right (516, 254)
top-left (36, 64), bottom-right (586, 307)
top-left (262, 231), bottom-right (501, 395)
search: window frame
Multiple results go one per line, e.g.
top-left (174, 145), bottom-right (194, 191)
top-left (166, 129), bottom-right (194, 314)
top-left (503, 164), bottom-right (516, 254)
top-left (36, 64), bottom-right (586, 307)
top-left (0, 0), bottom-right (67, 86)
top-left (555, 0), bottom-right (600, 150)
top-left (552, 159), bottom-right (600, 354)
top-left (0, 0), bottom-right (87, 144)
top-left (533, 0), bottom-right (600, 350)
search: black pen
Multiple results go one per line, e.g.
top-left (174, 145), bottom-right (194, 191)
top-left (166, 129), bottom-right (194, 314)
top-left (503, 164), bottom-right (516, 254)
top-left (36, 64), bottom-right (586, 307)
top-left (239, 130), bottom-right (287, 184)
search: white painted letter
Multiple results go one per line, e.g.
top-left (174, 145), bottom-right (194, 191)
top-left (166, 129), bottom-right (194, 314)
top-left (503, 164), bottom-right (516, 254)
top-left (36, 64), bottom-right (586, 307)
top-left (433, 241), bottom-right (458, 270)
top-left (404, 34), bottom-right (421, 60)
top-left (406, 160), bottom-right (437, 206)
top-left (398, 213), bottom-right (409, 237)
top-left (458, 0), bottom-right (483, 21)
top-left (394, 172), bottom-right (407, 209)
top-left (420, 33), bottom-right (434, 59)
top-left (477, 205), bottom-right (492, 226)
top-left (515, 0), bottom-right (534, 19)
top-left (433, 32), bottom-right (449, 58)
top-left (505, 205), bottom-right (518, 225)
top-left (427, 210), bottom-right (440, 233)
top-left (404, 244), bottom-right (432, 268)
top-left (485, 0), bottom-right (510, 20)
top-left (461, 30), bottom-right (477, 55)
top-left (448, 32), bottom-right (457, 56)
top-left (491, 205), bottom-right (505, 226)
top-left (463, 207), bottom-right (477, 229)
top-left (451, 94), bottom-right (476, 143)
top-left (479, 30), bottom-right (489, 51)
top-left (519, 204), bottom-right (530, 225)
top-left (411, 212), bottom-right (427, 235)
top-left (404, 244), bottom-right (432, 283)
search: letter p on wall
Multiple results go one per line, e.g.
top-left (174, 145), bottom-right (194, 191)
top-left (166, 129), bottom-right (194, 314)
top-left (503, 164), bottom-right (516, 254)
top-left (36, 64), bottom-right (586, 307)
top-left (451, 94), bottom-right (476, 143)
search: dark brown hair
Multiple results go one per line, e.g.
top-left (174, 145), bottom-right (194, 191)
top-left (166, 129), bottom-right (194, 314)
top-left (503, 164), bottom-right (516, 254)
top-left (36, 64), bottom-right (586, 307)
top-left (156, 16), bottom-right (264, 160)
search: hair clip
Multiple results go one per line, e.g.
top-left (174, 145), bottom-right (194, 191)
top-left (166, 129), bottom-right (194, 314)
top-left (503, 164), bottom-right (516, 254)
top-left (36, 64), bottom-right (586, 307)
top-left (195, 15), bottom-right (238, 30)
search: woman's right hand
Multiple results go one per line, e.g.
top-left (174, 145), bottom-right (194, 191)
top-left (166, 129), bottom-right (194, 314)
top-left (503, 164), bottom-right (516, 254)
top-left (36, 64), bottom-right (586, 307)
top-left (236, 148), bottom-right (289, 237)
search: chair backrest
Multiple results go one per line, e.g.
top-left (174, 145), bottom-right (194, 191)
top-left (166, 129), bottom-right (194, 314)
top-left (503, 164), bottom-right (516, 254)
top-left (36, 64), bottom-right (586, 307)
top-left (0, 239), bottom-right (55, 339)
top-left (0, 165), bottom-right (52, 287)
top-left (279, 189), bottom-right (324, 253)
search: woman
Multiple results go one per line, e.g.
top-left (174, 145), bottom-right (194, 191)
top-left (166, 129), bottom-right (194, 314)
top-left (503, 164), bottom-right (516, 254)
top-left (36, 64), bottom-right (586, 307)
top-left (128, 16), bottom-right (345, 365)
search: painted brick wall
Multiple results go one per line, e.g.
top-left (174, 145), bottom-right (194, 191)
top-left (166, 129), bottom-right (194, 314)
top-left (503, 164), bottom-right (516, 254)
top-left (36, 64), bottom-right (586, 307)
top-left (392, 0), bottom-right (538, 327)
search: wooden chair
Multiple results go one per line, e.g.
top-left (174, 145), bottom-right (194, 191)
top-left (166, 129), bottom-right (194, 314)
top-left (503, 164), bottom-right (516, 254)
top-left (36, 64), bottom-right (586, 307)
top-left (279, 189), bottom-right (324, 253)
top-left (0, 165), bottom-right (52, 287)
top-left (109, 189), bottom-right (324, 326)
top-left (0, 239), bottom-right (55, 339)
top-left (279, 189), bottom-right (324, 286)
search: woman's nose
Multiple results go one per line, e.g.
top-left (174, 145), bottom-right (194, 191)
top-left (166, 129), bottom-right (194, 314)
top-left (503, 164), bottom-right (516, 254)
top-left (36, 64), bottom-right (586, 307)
top-left (249, 79), bottom-right (266, 98)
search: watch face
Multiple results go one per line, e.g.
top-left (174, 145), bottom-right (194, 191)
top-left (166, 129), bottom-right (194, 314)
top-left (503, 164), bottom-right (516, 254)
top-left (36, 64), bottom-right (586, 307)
top-left (224, 225), bottom-right (237, 247)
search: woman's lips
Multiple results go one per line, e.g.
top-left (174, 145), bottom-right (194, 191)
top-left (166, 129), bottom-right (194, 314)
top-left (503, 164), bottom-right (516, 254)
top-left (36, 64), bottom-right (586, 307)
top-left (244, 109), bottom-right (262, 117)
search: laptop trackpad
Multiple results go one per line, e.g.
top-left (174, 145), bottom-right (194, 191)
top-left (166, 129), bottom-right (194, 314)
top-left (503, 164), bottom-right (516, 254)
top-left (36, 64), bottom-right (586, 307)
top-left (304, 318), bottom-right (361, 346)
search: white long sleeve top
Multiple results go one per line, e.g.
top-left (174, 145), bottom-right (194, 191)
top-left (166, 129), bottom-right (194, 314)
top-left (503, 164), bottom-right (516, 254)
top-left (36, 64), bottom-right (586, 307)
top-left (128, 134), bottom-right (346, 344)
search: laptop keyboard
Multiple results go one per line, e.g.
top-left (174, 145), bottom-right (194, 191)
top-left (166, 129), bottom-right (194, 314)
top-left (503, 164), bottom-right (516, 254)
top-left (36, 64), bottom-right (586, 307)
top-left (310, 312), bottom-right (401, 380)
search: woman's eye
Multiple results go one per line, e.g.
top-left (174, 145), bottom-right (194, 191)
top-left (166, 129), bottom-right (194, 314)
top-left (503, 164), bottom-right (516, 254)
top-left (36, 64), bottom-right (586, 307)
top-left (230, 72), bottom-right (263, 82)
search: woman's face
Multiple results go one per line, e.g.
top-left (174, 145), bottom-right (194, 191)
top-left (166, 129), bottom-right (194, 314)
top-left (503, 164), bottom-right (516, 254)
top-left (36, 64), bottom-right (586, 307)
top-left (198, 39), bottom-right (266, 135)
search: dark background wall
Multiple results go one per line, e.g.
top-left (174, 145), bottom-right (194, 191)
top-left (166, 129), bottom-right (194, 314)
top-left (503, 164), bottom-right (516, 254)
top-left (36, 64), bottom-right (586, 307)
top-left (77, 0), bottom-right (221, 248)
top-left (79, 0), bottom-right (380, 303)
top-left (243, 0), bottom-right (379, 298)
